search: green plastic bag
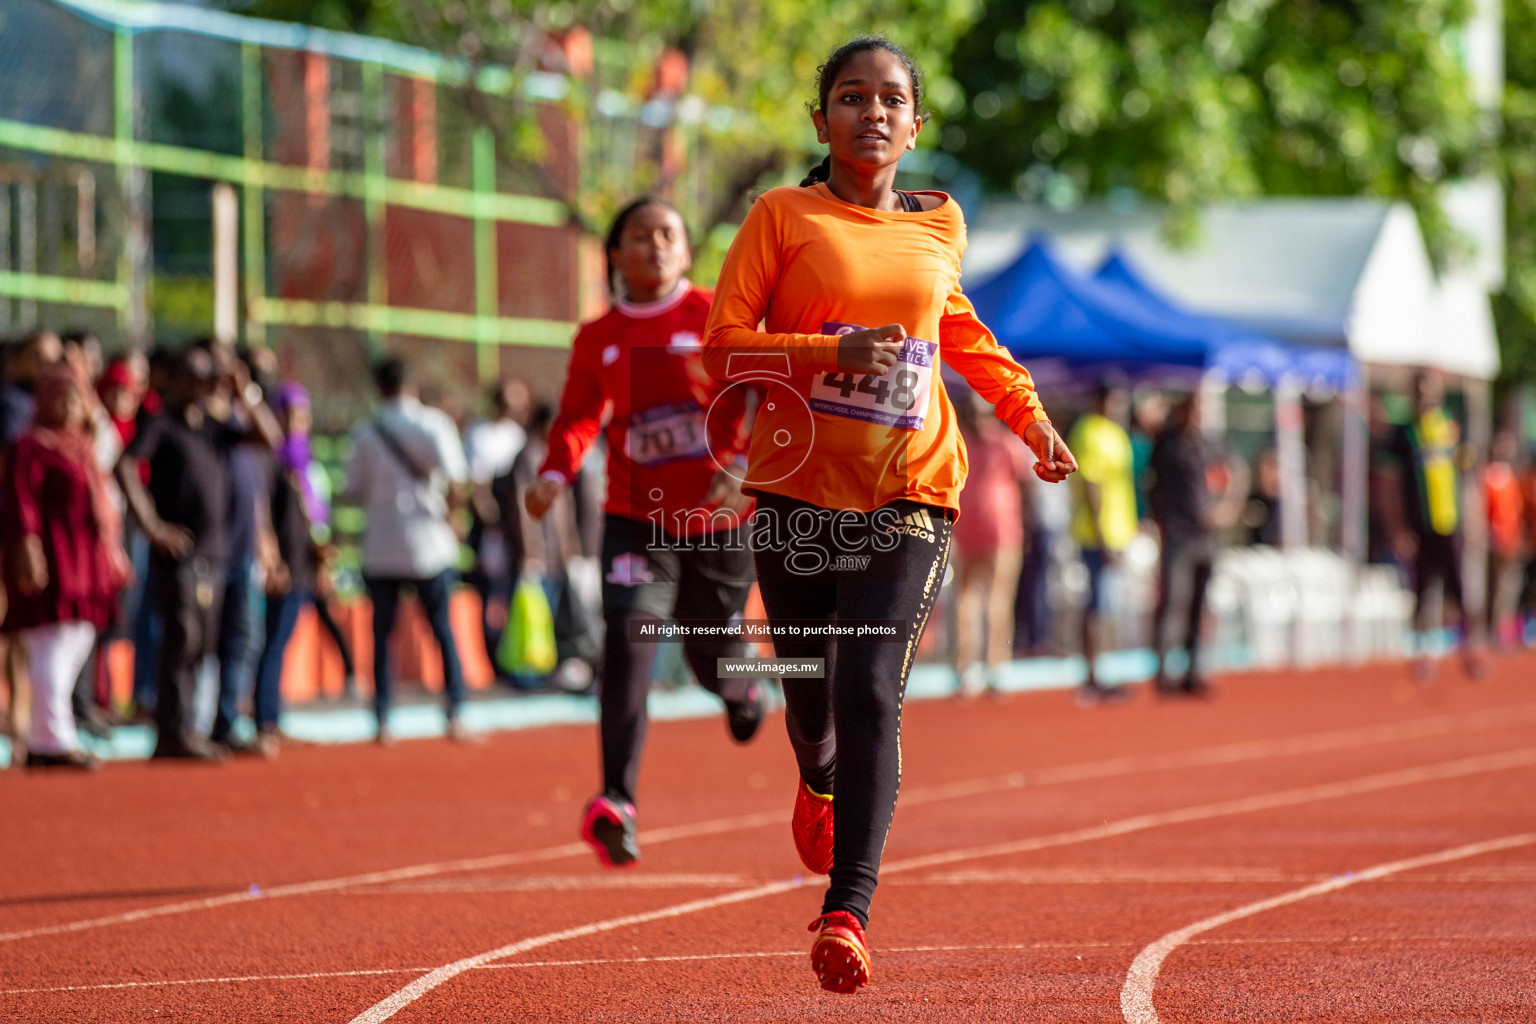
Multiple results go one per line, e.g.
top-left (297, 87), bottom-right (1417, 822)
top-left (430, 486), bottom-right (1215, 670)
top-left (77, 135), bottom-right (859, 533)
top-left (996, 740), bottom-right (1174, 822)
top-left (498, 576), bottom-right (558, 680)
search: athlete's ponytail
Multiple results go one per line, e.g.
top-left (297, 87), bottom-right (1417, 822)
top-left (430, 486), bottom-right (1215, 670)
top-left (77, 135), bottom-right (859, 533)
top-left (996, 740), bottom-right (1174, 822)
top-left (801, 37), bottom-right (929, 191)
top-left (800, 155), bottom-right (832, 188)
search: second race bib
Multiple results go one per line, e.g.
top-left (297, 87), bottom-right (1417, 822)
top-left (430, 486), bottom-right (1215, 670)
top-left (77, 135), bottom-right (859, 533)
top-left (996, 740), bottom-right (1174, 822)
top-left (809, 322), bottom-right (935, 431)
top-left (624, 402), bottom-right (709, 466)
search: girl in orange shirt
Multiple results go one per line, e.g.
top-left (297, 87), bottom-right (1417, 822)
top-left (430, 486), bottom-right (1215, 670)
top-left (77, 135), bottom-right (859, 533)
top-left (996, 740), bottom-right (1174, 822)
top-left (703, 38), bottom-right (1076, 993)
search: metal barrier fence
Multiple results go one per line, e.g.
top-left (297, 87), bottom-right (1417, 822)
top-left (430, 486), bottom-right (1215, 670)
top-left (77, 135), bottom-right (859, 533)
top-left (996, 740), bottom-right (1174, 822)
top-left (0, 0), bottom-right (740, 418)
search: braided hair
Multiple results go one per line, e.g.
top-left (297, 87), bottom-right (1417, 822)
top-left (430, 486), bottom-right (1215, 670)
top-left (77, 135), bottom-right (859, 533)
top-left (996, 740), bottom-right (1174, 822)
top-left (800, 37), bottom-right (929, 188)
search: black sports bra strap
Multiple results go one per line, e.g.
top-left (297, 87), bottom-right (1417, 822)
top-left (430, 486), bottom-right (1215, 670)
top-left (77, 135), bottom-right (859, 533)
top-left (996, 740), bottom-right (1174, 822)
top-left (896, 190), bottom-right (922, 213)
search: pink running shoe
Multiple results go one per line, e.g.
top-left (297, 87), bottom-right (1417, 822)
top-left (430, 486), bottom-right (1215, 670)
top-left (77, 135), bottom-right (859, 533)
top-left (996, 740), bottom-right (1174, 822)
top-left (580, 794), bottom-right (639, 868)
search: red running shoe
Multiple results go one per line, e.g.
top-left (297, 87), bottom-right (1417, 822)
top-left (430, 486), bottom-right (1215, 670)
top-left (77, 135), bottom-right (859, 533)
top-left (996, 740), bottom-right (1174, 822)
top-left (808, 911), bottom-right (871, 993)
top-left (792, 780), bottom-right (834, 875)
top-left (581, 795), bottom-right (640, 868)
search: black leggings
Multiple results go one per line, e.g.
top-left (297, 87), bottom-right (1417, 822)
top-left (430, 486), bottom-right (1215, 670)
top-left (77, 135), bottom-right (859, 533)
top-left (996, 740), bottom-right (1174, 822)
top-left (600, 609), bottom-right (751, 804)
top-left (1411, 531), bottom-right (1466, 629)
top-left (313, 597), bottom-right (357, 680)
top-left (598, 515), bottom-right (754, 806)
top-left (1153, 533), bottom-right (1215, 680)
top-left (752, 492), bottom-right (953, 929)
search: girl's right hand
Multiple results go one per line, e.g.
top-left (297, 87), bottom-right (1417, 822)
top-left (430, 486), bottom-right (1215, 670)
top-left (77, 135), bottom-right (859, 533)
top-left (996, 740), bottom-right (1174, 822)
top-left (265, 560), bottom-right (293, 598)
top-left (18, 535), bottom-right (48, 595)
top-left (107, 544), bottom-right (134, 590)
top-left (150, 522), bottom-right (195, 558)
top-left (837, 324), bottom-right (906, 375)
top-left (315, 563), bottom-right (337, 600)
top-left (524, 477), bottom-right (564, 521)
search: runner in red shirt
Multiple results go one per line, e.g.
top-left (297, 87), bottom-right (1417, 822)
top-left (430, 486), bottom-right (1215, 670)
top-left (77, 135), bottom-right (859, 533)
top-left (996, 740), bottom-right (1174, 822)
top-left (526, 197), bottom-right (768, 869)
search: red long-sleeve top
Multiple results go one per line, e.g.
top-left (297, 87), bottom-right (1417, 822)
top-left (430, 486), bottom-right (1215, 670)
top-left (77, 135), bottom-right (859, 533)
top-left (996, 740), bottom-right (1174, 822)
top-left (2, 435), bottom-right (121, 631)
top-left (539, 283), bottom-right (753, 536)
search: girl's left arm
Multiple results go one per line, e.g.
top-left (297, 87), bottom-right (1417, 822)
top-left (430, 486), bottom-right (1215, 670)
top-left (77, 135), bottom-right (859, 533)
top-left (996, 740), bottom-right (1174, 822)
top-left (939, 286), bottom-right (1050, 436)
top-left (941, 286), bottom-right (1078, 482)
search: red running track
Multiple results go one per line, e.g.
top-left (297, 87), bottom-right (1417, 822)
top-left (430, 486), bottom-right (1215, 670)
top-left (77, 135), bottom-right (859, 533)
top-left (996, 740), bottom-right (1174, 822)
top-left (3, 655), bottom-right (1536, 1022)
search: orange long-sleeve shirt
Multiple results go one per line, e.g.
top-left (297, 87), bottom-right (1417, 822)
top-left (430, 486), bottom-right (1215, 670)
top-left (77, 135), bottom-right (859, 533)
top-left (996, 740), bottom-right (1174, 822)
top-left (702, 183), bottom-right (1049, 513)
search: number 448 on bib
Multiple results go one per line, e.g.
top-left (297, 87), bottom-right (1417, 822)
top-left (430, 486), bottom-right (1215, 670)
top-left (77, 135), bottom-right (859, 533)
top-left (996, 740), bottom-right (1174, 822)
top-left (809, 322), bottom-right (935, 431)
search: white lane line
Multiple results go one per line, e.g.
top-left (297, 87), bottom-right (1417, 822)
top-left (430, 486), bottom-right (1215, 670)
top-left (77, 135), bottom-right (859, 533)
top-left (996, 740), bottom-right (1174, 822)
top-left (342, 873), bottom-right (754, 894)
top-left (899, 868), bottom-right (1325, 885)
top-left (346, 881), bottom-right (801, 1024)
top-left (1194, 933), bottom-right (1536, 946)
top-left (881, 746), bottom-right (1536, 875)
top-left (0, 942), bottom-right (1116, 996)
top-left (1119, 831), bottom-right (1536, 1024)
top-left (344, 746), bottom-right (1536, 1023)
top-left (913, 702), bottom-right (1536, 798)
top-left (0, 844), bottom-right (582, 944)
top-left (318, 864), bottom-right (1536, 897)
top-left (895, 866), bottom-right (1536, 886)
top-left (6, 702), bottom-right (1533, 945)
top-left (0, 967), bottom-right (432, 997)
top-left (466, 940), bottom-right (1117, 969)
top-left (15, 932), bottom-right (1536, 998)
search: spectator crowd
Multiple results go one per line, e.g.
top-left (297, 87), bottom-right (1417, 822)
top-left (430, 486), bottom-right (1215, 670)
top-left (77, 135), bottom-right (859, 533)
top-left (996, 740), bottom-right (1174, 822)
top-left (0, 327), bottom-right (603, 771)
top-left (0, 326), bottom-right (1528, 770)
top-left (953, 369), bottom-right (1536, 700)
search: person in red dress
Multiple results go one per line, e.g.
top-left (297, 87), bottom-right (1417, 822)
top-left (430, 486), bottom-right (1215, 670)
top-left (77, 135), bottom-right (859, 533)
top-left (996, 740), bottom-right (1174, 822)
top-left (3, 364), bottom-right (130, 770)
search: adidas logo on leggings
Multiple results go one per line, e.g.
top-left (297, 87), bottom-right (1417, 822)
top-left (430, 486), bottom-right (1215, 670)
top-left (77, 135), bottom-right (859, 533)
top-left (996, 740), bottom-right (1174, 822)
top-left (884, 508), bottom-right (937, 544)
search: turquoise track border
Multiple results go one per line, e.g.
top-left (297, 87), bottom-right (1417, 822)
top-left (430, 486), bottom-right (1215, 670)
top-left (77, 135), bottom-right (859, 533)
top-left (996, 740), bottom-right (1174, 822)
top-left (0, 647), bottom-right (1212, 767)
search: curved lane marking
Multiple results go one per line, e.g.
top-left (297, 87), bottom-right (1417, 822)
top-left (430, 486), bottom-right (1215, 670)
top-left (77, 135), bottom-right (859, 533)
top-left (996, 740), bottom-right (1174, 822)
top-left (5, 703), bottom-right (1534, 945)
top-left (1119, 831), bottom-right (1536, 1024)
top-left (347, 881), bottom-right (800, 1024)
top-left (10, 933), bottom-right (1536, 999)
top-left (346, 746), bottom-right (1536, 1023)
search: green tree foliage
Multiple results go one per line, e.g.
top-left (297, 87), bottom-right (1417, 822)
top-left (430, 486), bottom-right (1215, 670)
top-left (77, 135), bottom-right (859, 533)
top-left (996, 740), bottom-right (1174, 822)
top-left (229, 0), bottom-right (984, 231)
top-left (943, 0), bottom-right (1492, 249)
top-left (1495, 0), bottom-right (1536, 391)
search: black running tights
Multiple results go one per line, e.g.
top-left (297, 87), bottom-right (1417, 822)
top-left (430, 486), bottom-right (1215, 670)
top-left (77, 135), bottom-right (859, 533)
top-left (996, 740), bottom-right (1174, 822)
top-left (751, 491), bottom-right (953, 929)
top-left (599, 608), bottom-right (750, 805)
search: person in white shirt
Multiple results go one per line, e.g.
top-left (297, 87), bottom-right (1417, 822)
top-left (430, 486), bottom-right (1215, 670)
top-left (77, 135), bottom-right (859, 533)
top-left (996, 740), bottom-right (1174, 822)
top-left (462, 378), bottom-right (529, 671)
top-left (343, 358), bottom-right (475, 744)
top-left (463, 379), bottom-right (529, 485)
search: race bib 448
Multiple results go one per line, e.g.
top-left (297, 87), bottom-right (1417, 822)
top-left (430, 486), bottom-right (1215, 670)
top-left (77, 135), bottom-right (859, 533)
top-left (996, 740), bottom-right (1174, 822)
top-left (809, 322), bottom-right (935, 431)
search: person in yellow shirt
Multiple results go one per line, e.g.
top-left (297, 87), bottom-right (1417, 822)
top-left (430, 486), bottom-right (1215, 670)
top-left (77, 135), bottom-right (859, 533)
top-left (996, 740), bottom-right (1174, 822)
top-left (1068, 383), bottom-right (1138, 703)
top-left (1382, 370), bottom-right (1485, 681)
top-left (703, 37), bottom-right (1076, 995)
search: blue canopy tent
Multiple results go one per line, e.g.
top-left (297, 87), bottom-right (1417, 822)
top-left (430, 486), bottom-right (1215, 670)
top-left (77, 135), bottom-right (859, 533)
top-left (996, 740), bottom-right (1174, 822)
top-left (966, 239), bottom-right (1357, 391)
top-left (967, 239), bottom-right (1212, 375)
top-left (1092, 251), bottom-right (1357, 392)
top-left (967, 240), bottom-right (1360, 550)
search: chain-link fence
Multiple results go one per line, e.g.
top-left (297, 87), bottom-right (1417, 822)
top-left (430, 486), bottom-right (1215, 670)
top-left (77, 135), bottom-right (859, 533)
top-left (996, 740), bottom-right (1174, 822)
top-left (0, 0), bottom-right (749, 421)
